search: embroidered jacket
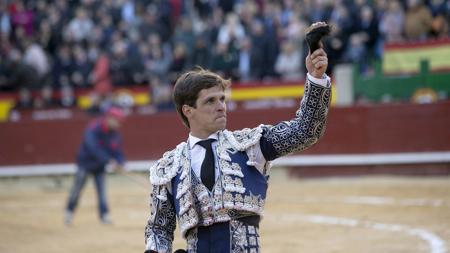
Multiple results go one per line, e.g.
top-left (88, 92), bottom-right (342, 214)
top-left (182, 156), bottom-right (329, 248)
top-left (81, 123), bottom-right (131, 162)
top-left (145, 75), bottom-right (332, 252)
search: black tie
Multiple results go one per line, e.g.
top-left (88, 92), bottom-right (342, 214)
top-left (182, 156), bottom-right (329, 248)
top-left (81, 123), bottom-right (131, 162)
top-left (197, 139), bottom-right (215, 191)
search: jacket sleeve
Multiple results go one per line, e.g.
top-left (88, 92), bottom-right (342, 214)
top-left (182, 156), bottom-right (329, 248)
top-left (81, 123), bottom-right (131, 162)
top-left (144, 184), bottom-right (176, 253)
top-left (259, 73), bottom-right (332, 161)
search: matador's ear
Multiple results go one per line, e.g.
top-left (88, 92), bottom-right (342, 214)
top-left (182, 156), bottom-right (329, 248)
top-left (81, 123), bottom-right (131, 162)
top-left (305, 22), bottom-right (331, 53)
top-left (182, 104), bottom-right (192, 117)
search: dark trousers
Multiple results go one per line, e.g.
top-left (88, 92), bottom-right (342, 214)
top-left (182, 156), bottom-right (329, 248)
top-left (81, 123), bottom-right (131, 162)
top-left (66, 167), bottom-right (109, 218)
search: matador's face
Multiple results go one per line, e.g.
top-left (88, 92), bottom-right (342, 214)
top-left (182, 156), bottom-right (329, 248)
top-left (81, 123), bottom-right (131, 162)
top-left (184, 85), bottom-right (227, 138)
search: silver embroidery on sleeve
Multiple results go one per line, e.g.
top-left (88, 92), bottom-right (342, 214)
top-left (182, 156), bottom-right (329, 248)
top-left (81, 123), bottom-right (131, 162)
top-left (144, 185), bottom-right (176, 253)
top-left (262, 79), bottom-right (331, 157)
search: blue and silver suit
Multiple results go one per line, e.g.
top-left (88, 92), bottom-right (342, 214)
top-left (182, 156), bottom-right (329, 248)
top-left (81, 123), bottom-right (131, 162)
top-left (145, 74), bottom-right (332, 253)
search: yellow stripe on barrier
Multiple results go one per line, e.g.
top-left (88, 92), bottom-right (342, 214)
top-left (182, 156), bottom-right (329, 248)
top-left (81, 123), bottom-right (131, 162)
top-left (77, 92), bottom-right (150, 109)
top-left (76, 84), bottom-right (336, 110)
top-left (0, 99), bottom-right (15, 122)
top-left (231, 85), bottom-right (336, 104)
top-left (77, 95), bottom-right (92, 109)
top-left (134, 93), bottom-right (150, 105)
top-left (231, 86), bottom-right (305, 101)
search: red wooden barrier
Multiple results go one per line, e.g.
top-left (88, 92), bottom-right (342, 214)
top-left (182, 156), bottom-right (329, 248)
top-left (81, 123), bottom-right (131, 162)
top-left (0, 101), bottom-right (449, 166)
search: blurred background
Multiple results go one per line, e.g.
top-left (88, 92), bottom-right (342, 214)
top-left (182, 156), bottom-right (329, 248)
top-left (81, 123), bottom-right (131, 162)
top-left (0, 0), bottom-right (449, 252)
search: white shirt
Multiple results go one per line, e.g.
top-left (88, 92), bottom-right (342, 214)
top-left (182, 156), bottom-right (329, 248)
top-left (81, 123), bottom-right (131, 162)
top-left (188, 133), bottom-right (220, 181)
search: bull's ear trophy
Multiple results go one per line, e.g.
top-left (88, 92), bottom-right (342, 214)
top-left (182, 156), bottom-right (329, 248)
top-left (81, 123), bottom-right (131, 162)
top-left (305, 22), bottom-right (331, 53)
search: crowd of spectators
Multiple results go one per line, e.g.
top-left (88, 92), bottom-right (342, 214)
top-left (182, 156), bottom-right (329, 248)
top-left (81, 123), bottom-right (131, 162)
top-left (0, 0), bottom-right (448, 110)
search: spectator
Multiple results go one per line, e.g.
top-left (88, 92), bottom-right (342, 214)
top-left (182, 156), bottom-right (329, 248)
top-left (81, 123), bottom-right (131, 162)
top-left (308, 0), bottom-right (332, 23)
top-left (33, 0), bottom-right (49, 30)
top-left (149, 76), bottom-right (173, 112)
top-left (121, 0), bottom-right (137, 26)
top-left (16, 87), bottom-right (33, 109)
top-left (172, 16), bottom-right (196, 60)
top-left (357, 5), bottom-right (381, 60)
top-left (71, 45), bottom-right (92, 87)
top-left (279, 0), bottom-right (297, 27)
top-left (95, 10), bottom-right (115, 48)
top-left (194, 0), bottom-right (213, 19)
top-left (34, 84), bottom-right (58, 109)
top-left (329, 2), bottom-right (353, 38)
top-left (282, 15), bottom-right (307, 44)
top-left (145, 33), bottom-right (173, 78)
top-left (146, 44), bottom-right (171, 81)
top-left (379, 0), bottom-right (405, 43)
top-left (190, 34), bottom-right (212, 69)
top-left (109, 39), bottom-right (133, 87)
top-left (404, 0), bottom-right (433, 41)
top-left (210, 41), bottom-right (239, 79)
top-left (65, 8), bottom-right (94, 42)
top-left (60, 84), bottom-right (76, 107)
top-left (428, 0), bottom-right (448, 17)
top-left (125, 30), bottom-right (147, 85)
top-left (6, 48), bottom-right (38, 91)
top-left (238, 36), bottom-right (252, 82)
top-left (10, 0), bottom-right (34, 37)
top-left (138, 5), bottom-right (166, 42)
top-left (235, 0), bottom-right (257, 32)
top-left (0, 1), bottom-right (11, 37)
top-left (204, 7), bottom-right (224, 46)
top-left (430, 13), bottom-right (449, 38)
top-left (275, 40), bottom-right (302, 81)
top-left (217, 13), bottom-right (246, 45)
top-left (37, 20), bottom-right (58, 55)
top-left (345, 33), bottom-right (368, 72)
top-left (248, 19), bottom-right (267, 79)
top-left (218, 0), bottom-right (236, 14)
top-left (260, 1), bottom-right (281, 78)
top-left (428, 0), bottom-right (449, 38)
top-left (52, 44), bottom-right (72, 88)
top-left (168, 43), bottom-right (188, 83)
top-left (23, 39), bottom-right (50, 86)
top-left (150, 0), bottom-right (172, 41)
top-left (92, 53), bottom-right (112, 96)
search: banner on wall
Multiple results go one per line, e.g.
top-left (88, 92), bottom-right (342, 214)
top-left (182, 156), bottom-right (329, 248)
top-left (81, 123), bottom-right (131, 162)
top-left (383, 38), bottom-right (450, 74)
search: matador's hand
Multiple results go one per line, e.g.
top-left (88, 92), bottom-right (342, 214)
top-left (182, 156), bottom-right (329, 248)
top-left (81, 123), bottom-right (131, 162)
top-left (305, 22), bottom-right (330, 78)
top-left (306, 48), bottom-right (328, 79)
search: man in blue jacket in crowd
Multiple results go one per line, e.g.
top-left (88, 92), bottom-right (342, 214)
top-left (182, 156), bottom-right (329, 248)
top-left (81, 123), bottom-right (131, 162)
top-left (65, 106), bottom-right (126, 225)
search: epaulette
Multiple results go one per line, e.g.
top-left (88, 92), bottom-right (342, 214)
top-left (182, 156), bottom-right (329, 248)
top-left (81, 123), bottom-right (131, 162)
top-left (223, 125), bottom-right (266, 151)
top-left (149, 142), bottom-right (187, 185)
